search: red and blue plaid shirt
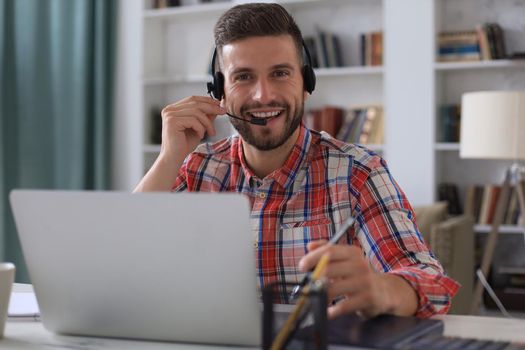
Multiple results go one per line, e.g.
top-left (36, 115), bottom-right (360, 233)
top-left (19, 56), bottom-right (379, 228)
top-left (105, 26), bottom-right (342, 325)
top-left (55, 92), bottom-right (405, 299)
top-left (172, 123), bottom-right (459, 317)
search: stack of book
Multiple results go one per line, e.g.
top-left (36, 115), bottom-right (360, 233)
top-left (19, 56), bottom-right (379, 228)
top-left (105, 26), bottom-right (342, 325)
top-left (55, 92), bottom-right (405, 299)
top-left (360, 31), bottom-right (383, 66)
top-left (464, 183), bottom-right (523, 225)
top-left (438, 104), bottom-right (461, 142)
top-left (305, 106), bottom-right (384, 145)
top-left (305, 106), bottom-right (345, 138)
top-left (437, 22), bottom-right (507, 62)
top-left (153, 0), bottom-right (180, 8)
top-left (303, 27), bottom-right (344, 69)
top-left (437, 30), bottom-right (480, 62)
top-left (338, 106), bottom-right (384, 145)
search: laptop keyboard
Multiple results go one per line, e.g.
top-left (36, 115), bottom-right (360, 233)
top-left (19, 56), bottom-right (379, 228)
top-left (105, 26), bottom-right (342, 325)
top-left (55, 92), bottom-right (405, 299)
top-left (393, 334), bottom-right (525, 350)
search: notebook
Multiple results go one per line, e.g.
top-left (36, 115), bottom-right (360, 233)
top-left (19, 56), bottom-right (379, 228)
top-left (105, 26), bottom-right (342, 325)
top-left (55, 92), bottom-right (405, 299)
top-left (9, 190), bottom-right (261, 346)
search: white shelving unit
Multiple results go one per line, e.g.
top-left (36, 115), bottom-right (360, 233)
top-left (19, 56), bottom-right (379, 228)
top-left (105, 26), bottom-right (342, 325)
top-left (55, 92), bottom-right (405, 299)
top-left (433, 0), bottom-right (525, 234)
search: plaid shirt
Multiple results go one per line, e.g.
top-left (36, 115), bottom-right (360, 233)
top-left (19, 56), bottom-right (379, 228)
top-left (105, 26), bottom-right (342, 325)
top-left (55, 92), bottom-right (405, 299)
top-left (172, 123), bottom-right (459, 317)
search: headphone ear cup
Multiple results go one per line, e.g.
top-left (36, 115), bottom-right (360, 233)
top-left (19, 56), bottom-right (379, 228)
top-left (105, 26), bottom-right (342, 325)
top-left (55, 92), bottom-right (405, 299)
top-left (302, 65), bottom-right (316, 94)
top-left (207, 72), bottom-right (224, 100)
top-left (214, 72), bottom-right (224, 100)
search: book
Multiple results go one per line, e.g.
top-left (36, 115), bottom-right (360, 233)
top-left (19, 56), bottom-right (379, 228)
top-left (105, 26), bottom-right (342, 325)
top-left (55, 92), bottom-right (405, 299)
top-left (303, 36), bottom-right (320, 68)
top-left (360, 33), bottom-right (366, 66)
top-left (486, 185), bottom-right (501, 225)
top-left (437, 183), bottom-right (462, 215)
top-left (371, 32), bottom-right (383, 66)
top-left (464, 185), bottom-right (478, 220)
top-left (438, 104), bottom-right (461, 142)
top-left (437, 30), bottom-right (481, 62)
top-left (478, 184), bottom-right (493, 224)
top-left (490, 23), bottom-right (507, 59)
top-left (314, 26), bottom-right (327, 68)
top-left (476, 24), bottom-right (491, 60)
top-left (367, 107), bottom-right (384, 145)
top-left (308, 106), bottom-right (344, 138)
top-left (484, 23), bottom-right (498, 59)
top-left (359, 107), bottom-right (379, 144)
top-left (321, 106), bottom-right (344, 137)
top-left (150, 107), bottom-right (163, 145)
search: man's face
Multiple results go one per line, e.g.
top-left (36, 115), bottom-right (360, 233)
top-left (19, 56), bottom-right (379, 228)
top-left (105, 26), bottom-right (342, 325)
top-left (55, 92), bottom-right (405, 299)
top-left (220, 35), bottom-right (306, 151)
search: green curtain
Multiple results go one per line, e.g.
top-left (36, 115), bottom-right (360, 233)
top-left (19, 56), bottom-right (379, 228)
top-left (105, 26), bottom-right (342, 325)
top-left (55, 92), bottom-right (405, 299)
top-left (0, 0), bottom-right (117, 282)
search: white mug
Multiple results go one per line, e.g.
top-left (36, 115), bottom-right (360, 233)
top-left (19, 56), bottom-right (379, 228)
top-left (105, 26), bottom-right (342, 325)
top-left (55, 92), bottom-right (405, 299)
top-left (0, 262), bottom-right (15, 339)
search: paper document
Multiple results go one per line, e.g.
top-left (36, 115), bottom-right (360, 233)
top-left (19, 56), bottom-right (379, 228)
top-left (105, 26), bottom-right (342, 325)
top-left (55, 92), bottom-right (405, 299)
top-left (8, 283), bottom-right (40, 319)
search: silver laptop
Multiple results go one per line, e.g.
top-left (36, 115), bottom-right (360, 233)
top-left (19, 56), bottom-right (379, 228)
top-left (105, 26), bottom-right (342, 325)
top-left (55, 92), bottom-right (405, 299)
top-left (9, 190), bottom-right (262, 346)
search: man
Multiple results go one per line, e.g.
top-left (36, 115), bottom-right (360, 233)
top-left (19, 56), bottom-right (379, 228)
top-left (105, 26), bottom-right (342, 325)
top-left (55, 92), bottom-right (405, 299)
top-left (135, 3), bottom-right (458, 319)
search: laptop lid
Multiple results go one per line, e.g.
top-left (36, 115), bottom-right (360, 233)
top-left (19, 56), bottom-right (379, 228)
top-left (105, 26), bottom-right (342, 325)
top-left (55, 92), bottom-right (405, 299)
top-left (9, 190), bottom-right (261, 346)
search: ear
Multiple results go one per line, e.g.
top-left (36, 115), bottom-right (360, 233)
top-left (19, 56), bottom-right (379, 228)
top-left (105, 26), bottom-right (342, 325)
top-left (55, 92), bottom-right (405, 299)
top-left (303, 91), bottom-right (309, 101)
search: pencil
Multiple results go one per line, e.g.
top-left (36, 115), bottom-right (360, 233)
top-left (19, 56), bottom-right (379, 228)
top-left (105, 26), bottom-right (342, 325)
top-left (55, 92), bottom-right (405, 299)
top-left (270, 254), bottom-right (330, 350)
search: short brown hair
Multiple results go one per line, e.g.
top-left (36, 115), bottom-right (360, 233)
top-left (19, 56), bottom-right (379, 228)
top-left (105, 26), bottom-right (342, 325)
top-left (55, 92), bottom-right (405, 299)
top-left (214, 3), bottom-right (304, 64)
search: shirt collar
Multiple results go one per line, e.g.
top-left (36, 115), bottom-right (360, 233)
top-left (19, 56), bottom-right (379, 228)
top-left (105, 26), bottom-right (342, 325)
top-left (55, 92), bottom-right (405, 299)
top-left (236, 122), bottom-right (312, 189)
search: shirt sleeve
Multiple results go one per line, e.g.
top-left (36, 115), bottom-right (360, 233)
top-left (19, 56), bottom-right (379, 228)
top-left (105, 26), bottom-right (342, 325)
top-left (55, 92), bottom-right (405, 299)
top-left (352, 156), bottom-right (460, 318)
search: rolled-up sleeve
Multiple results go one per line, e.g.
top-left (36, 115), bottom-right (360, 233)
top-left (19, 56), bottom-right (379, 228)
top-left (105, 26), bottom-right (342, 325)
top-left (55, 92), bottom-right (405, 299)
top-left (352, 157), bottom-right (459, 317)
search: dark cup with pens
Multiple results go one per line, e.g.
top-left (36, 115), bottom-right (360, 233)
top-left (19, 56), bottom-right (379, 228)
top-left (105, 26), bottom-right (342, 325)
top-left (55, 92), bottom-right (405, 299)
top-left (263, 216), bottom-right (355, 350)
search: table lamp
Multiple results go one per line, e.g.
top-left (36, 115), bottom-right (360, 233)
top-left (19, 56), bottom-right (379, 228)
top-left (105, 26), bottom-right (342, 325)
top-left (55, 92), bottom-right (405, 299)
top-left (459, 91), bottom-right (525, 314)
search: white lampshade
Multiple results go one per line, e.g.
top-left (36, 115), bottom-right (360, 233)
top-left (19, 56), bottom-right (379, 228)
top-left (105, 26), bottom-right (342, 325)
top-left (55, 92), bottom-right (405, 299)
top-left (460, 91), bottom-right (525, 160)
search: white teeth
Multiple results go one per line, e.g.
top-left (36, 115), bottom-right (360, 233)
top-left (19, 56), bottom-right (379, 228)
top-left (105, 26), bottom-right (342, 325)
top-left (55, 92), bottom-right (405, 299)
top-left (250, 111), bottom-right (281, 118)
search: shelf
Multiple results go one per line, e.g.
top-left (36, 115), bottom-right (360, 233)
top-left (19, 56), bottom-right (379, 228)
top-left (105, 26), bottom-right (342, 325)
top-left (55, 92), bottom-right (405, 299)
top-left (475, 224), bottom-right (525, 234)
top-left (143, 66), bottom-right (383, 87)
top-left (435, 143), bottom-right (459, 151)
top-left (315, 66), bottom-right (383, 77)
top-left (434, 59), bottom-right (525, 72)
top-left (143, 75), bottom-right (211, 86)
top-left (144, 0), bottom-right (354, 20)
top-left (143, 2), bottom-right (230, 20)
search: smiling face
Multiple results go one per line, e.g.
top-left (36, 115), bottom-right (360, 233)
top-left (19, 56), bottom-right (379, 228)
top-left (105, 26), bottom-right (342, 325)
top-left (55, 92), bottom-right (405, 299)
top-left (220, 35), bottom-right (306, 151)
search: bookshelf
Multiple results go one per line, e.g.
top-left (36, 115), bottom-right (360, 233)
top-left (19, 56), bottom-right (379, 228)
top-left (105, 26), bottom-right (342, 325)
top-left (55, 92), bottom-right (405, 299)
top-left (433, 0), bottom-right (525, 224)
top-left (431, 0), bottom-right (525, 312)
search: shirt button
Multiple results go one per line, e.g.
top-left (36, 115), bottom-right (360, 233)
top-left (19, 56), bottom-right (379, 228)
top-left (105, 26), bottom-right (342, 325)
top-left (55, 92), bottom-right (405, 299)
top-left (254, 241), bottom-right (259, 248)
top-left (258, 192), bottom-right (266, 199)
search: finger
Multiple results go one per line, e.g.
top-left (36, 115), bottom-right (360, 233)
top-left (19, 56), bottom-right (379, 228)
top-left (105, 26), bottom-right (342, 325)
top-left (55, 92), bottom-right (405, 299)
top-left (299, 243), bottom-right (331, 272)
top-left (320, 244), bottom-right (364, 263)
top-left (162, 108), bottom-right (215, 135)
top-left (171, 108), bottom-right (217, 136)
top-left (177, 95), bottom-right (222, 106)
top-left (326, 275), bottom-right (369, 300)
top-left (165, 97), bottom-right (225, 116)
top-left (323, 259), bottom-right (368, 280)
top-left (301, 243), bottom-right (363, 272)
top-left (170, 117), bottom-right (207, 140)
top-left (306, 240), bottom-right (328, 252)
top-left (327, 294), bottom-right (371, 319)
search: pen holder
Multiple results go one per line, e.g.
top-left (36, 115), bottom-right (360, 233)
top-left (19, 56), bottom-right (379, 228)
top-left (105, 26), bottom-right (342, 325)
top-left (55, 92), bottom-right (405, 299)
top-left (262, 281), bottom-right (328, 350)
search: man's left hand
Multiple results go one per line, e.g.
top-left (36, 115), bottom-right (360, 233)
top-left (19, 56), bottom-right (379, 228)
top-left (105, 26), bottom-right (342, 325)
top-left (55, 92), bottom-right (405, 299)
top-left (298, 240), bottom-right (418, 319)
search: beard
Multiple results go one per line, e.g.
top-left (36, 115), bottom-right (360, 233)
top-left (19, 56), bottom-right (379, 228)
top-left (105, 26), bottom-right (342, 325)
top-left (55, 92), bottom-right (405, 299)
top-left (229, 100), bottom-right (304, 151)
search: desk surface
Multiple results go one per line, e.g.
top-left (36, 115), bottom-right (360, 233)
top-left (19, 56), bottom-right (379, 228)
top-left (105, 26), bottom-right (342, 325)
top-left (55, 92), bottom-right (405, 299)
top-left (3, 315), bottom-right (525, 350)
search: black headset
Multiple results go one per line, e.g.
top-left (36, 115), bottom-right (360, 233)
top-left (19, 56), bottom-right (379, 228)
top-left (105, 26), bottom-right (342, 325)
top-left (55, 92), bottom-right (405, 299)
top-left (206, 39), bottom-right (316, 100)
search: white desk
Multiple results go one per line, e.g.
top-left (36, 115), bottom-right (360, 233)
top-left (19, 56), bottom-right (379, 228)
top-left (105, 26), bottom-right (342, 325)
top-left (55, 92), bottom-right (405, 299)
top-left (3, 315), bottom-right (525, 350)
